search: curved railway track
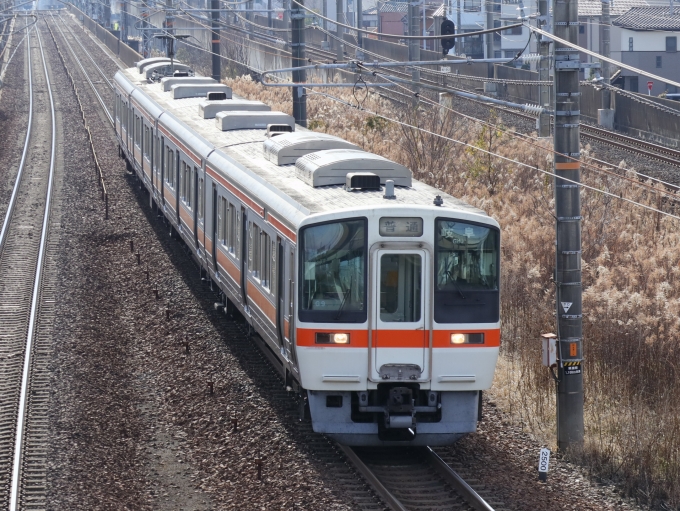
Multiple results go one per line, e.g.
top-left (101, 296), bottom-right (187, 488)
top-left (0, 19), bottom-right (58, 511)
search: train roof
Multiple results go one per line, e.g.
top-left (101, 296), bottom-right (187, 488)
top-left (115, 65), bottom-right (493, 227)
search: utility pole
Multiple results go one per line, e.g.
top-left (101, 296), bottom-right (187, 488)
top-left (211, 0), bottom-right (220, 81)
top-left (322, 0), bottom-right (329, 49)
top-left (336, 0), bottom-right (343, 60)
top-left (598, 0), bottom-right (613, 128)
top-left (291, 0), bottom-right (307, 126)
top-left (553, 0), bottom-right (584, 452)
top-left (408, 0), bottom-right (420, 85)
top-left (356, 0), bottom-right (363, 56)
top-left (537, 0), bottom-right (550, 136)
top-left (485, 0), bottom-right (493, 58)
top-left (456, 0), bottom-right (461, 56)
top-left (121, 0), bottom-right (127, 41)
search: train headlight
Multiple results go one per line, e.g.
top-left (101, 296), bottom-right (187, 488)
top-left (315, 332), bottom-right (351, 344)
top-left (450, 333), bottom-right (485, 345)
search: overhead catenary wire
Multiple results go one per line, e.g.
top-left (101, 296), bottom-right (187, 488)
top-left (304, 87), bottom-right (680, 221)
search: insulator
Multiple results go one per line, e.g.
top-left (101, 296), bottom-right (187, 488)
top-left (521, 53), bottom-right (542, 64)
top-left (522, 103), bottom-right (544, 115)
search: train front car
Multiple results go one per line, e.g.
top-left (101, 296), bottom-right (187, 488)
top-left (296, 206), bottom-right (500, 446)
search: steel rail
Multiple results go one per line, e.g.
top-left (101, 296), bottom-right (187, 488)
top-left (338, 445), bottom-right (408, 511)
top-left (57, 13), bottom-right (113, 90)
top-left (0, 20), bottom-right (33, 256)
top-left (49, 15), bottom-right (113, 125)
top-left (9, 20), bottom-right (57, 511)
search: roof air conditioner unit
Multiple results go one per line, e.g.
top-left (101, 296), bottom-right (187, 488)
top-left (161, 76), bottom-right (216, 92)
top-left (171, 83), bottom-right (232, 99)
top-left (263, 132), bottom-right (360, 165)
top-left (199, 99), bottom-right (271, 119)
top-left (295, 149), bottom-right (412, 188)
top-left (173, 71), bottom-right (189, 77)
top-left (215, 111), bottom-right (295, 131)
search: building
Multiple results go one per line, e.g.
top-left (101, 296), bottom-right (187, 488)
top-left (612, 6), bottom-right (680, 94)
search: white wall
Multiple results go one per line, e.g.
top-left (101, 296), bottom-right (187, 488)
top-left (620, 28), bottom-right (680, 52)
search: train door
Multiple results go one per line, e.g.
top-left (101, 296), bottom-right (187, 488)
top-left (286, 245), bottom-right (297, 366)
top-left (175, 151), bottom-right (181, 225)
top-left (160, 136), bottom-right (165, 205)
top-left (370, 248), bottom-right (430, 381)
top-left (193, 166), bottom-right (199, 247)
top-left (240, 207), bottom-right (248, 307)
top-left (211, 184), bottom-right (218, 270)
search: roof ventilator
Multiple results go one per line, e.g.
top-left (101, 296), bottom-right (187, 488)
top-left (266, 124), bottom-right (294, 138)
top-left (383, 180), bottom-right (396, 199)
top-left (207, 91), bottom-right (228, 100)
top-left (346, 173), bottom-right (380, 191)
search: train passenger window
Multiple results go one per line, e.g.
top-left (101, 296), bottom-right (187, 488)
top-left (198, 177), bottom-right (205, 223)
top-left (235, 210), bottom-right (240, 260)
top-left (260, 231), bottom-right (271, 289)
top-left (180, 161), bottom-right (186, 200)
top-left (270, 238), bottom-right (277, 296)
top-left (220, 197), bottom-right (228, 243)
top-left (379, 253), bottom-right (422, 323)
top-left (299, 218), bottom-right (367, 323)
top-left (154, 136), bottom-right (159, 171)
top-left (249, 223), bottom-right (261, 278)
top-left (434, 219), bottom-right (500, 324)
top-left (227, 204), bottom-right (235, 252)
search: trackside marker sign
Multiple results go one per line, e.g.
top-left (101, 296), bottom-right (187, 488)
top-left (538, 448), bottom-right (551, 481)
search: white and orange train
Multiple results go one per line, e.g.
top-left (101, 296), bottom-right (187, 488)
top-left (114, 58), bottom-right (501, 445)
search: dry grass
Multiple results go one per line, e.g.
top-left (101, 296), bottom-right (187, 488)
top-left (226, 75), bottom-right (680, 508)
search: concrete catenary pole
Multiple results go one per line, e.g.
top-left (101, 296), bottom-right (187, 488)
top-left (485, 0), bottom-right (493, 59)
top-left (598, 0), bottom-right (613, 128)
top-left (408, 0), bottom-right (420, 85)
top-left (336, 0), bottom-right (343, 60)
top-left (456, 0), bottom-right (461, 56)
top-left (553, 0), bottom-right (584, 452)
top-left (291, 0), bottom-right (307, 126)
top-left (537, 0), bottom-right (550, 136)
top-left (211, 0), bottom-right (220, 81)
top-left (322, 0), bottom-right (328, 47)
top-left (356, 0), bottom-right (363, 54)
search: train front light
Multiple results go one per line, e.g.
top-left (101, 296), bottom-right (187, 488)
top-left (450, 333), bottom-right (485, 345)
top-left (315, 332), bottom-right (351, 344)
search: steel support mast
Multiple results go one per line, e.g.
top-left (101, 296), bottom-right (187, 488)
top-left (408, 0), bottom-right (420, 85)
top-left (211, 0), bottom-right (220, 81)
top-left (553, 0), bottom-right (584, 451)
top-left (291, 0), bottom-right (307, 126)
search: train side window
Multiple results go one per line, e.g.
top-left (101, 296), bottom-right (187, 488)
top-left (260, 230), bottom-right (271, 289)
top-left (189, 166), bottom-right (195, 209)
top-left (180, 161), bottom-right (186, 201)
top-left (217, 196), bottom-right (224, 243)
top-left (153, 135), bottom-right (159, 171)
top-left (269, 237), bottom-right (277, 295)
top-left (249, 223), bottom-right (261, 278)
top-left (236, 211), bottom-right (241, 260)
top-left (220, 197), bottom-right (228, 244)
top-left (197, 177), bottom-right (204, 223)
top-left (228, 203), bottom-right (236, 253)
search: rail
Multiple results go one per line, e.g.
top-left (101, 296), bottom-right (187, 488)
top-left (8, 20), bottom-right (57, 511)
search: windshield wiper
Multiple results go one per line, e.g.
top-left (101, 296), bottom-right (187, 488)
top-left (446, 271), bottom-right (466, 299)
top-left (334, 274), bottom-right (354, 320)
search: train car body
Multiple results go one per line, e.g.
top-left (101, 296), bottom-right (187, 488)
top-left (114, 61), bottom-right (501, 446)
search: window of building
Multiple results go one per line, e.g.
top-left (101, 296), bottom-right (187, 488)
top-left (463, 0), bottom-right (481, 11)
top-left (493, 20), bottom-right (501, 42)
top-left (505, 22), bottom-right (522, 35)
top-left (494, 50), bottom-right (502, 58)
top-left (629, 37), bottom-right (633, 52)
top-left (579, 25), bottom-right (585, 34)
top-left (504, 50), bottom-right (516, 58)
top-left (657, 56), bottom-right (662, 68)
top-left (629, 76), bottom-right (638, 93)
top-left (666, 36), bottom-right (677, 52)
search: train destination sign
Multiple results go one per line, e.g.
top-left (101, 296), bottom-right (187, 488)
top-left (379, 217), bottom-right (423, 237)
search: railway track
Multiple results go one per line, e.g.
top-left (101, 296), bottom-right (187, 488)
top-left (0, 19), bottom-right (58, 511)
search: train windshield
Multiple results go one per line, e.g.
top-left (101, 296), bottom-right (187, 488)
top-left (434, 219), bottom-right (500, 324)
top-left (299, 218), bottom-right (367, 323)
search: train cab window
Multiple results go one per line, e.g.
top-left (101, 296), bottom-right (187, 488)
top-left (379, 253), bottom-right (422, 323)
top-left (197, 175), bottom-right (204, 223)
top-left (299, 218), bottom-right (367, 323)
top-left (434, 219), bottom-right (500, 324)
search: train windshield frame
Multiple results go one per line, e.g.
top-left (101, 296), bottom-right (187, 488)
top-left (434, 218), bottom-right (500, 324)
top-left (299, 217), bottom-right (368, 324)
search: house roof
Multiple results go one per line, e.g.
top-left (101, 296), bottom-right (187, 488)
top-left (613, 6), bottom-right (680, 30)
top-left (578, 0), bottom-right (668, 17)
